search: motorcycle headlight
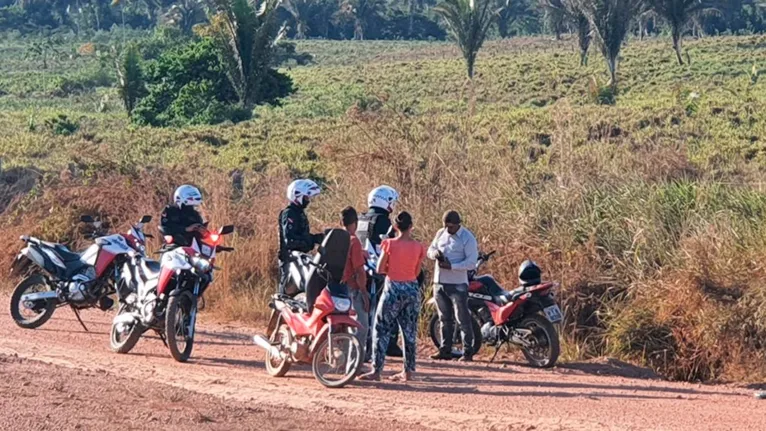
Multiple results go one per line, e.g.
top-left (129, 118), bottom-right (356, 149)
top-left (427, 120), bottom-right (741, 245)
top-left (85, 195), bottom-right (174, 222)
top-left (190, 256), bottom-right (212, 273)
top-left (331, 296), bottom-right (351, 313)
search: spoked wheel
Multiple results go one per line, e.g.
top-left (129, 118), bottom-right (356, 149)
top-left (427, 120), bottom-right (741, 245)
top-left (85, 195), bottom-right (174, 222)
top-left (312, 332), bottom-right (361, 388)
top-left (518, 314), bottom-right (560, 368)
top-left (428, 313), bottom-right (483, 356)
top-left (110, 305), bottom-right (143, 354)
top-left (165, 292), bottom-right (196, 362)
top-left (265, 324), bottom-right (292, 377)
top-left (10, 274), bottom-right (57, 329)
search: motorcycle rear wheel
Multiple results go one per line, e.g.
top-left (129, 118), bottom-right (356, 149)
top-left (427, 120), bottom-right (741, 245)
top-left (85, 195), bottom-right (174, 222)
top-left (110, 305), bottom-right (143, 354)
top-left (10, 274), bottom-right (56, 329)
top-left (312, 332), bottom-right (360, 389)
top-left (165, 292), bottom-right (195, 362)
top-left (265, 324), bottom-right (292, 377)
top-left (519, 314), bottom-right (560, 368)
top-left (427, 313), bottom-right (483, 356)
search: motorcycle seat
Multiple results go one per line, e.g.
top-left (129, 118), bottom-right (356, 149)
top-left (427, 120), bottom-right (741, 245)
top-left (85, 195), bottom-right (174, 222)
top-left (44, 242), bottom-right (84, 262)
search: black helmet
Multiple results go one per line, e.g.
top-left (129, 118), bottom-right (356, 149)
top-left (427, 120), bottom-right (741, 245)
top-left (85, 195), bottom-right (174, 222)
top-left (518, 260), bottom-right (541, 287)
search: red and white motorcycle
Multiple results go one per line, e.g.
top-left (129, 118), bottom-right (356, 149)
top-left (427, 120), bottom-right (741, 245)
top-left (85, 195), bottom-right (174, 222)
top-left (9, 215), bottom-right (152, 330)
top-left (110, 225), bottom-right (234, 362)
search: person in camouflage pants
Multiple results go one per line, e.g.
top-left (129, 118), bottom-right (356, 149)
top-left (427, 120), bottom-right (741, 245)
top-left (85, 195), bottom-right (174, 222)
top-left (371, 279), bottom-right (421, 375)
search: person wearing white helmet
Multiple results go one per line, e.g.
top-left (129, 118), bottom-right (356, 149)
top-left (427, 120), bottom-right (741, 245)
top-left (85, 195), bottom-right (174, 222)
top-left (159, 185), bottom-right (206, 247)
top-left (356, 185), bottom-right (400, 250)
top-left (278, 179), bottom-right (324, 294)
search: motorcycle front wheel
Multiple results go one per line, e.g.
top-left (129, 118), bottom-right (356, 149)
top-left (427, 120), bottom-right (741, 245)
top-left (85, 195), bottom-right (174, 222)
top-left (312, 332), bottom-right (361, 388)
top-left (518, 314), bottom-right (560, 368)
top-left (110, 305), bottom-right (143, 354)
top-left (10, 274), bottom-right (57, 329)
top-left (165, 292), bottom-right (196, 362)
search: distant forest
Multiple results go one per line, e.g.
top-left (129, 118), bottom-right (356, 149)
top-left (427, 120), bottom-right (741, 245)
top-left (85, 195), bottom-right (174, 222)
top-left (1, 0), bottom-right (765, 40)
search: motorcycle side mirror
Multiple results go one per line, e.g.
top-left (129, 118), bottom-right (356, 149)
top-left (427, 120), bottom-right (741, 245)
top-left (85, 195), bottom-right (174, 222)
top-left (140, 215), bottom-right (152, 224)
top-left (80, 215), bottom-right (95, 223)
top-left (219, 225), bottom-right (234, 235)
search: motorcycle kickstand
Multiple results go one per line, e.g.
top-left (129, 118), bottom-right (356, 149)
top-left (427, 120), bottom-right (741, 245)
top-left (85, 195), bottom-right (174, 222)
top-left (489, 341), bottom-right (507, 363)
top-left (70, 305), bottom-right (89, 332)
top-left (158, 331), bottom-right (168, 347)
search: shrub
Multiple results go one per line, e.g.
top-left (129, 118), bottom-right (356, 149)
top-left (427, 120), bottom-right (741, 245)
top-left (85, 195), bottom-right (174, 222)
top-left (44, 114), bottom-right (79, 136)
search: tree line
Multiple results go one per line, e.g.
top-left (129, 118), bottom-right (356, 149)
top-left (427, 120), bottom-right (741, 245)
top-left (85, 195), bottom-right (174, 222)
top-left (1, 0), bottom-right (765, 40)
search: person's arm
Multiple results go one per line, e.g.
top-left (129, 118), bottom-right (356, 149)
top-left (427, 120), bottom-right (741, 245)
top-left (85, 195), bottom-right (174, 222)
top-left (351, 239), bottom-right (368, 289)
top-left (447, 231), bottom-right (479, 271)
top-left (427, 229), bottom-right (443, 260)
top-left (376, 241), bottom-right (390, 275)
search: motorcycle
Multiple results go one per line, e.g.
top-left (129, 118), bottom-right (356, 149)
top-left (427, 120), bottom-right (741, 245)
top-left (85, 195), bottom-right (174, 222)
top-left (109, 224), bottom-right (234, 362)
top-left (427, 251), bottom-right (562, 368)
top-left (9, 215), bottom-right (152, 330)
top-left (253, 229), bottom-right (362, 388)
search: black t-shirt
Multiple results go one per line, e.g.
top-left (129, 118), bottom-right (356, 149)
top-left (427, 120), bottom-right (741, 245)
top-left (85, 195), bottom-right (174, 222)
top-left (159, 204), bottom-right (204, 246)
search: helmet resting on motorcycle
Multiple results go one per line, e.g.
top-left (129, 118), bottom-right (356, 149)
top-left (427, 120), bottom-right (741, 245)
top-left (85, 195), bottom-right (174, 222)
top-left (518, 260), bottom-right (541, 287)
top-left (368, 185), bottom-right (399, 213)
top-left (287, 179), bottom-right (321, 207)
top-left (174, 185), bottom-right (203, 208)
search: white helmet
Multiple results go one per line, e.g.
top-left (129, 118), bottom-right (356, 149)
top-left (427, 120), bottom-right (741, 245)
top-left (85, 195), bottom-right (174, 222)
top-left (174, 185), bottom-right (203, 208)
top-left (368, 185), bottom-right (399, 213)
top-left (287, 179), bottom-right (321, 206)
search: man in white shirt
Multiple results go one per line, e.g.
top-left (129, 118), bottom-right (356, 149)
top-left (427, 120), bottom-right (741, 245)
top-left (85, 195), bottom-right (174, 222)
top-left (428, 211), bottom-right (479, 361)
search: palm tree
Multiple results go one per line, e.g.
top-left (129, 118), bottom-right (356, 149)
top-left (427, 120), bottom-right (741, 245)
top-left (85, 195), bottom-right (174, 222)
top-left (647, 0), bottom-right (717, 65)
top-left (338, 0), bottom-right (386, 40)
top-left (282, 0), bottom-right (311, 39)
top-left (165, 0), bottom-right (208, 34)
top-left (433, 0), bottom-right (501, 79)
top-left (209, 0), bottom-right (285, 109)
top-left (577, 0), bottom-right (644, 92)
top-left (541, 0), bottom-right (592, 65)
top-left (116, 43), bottom-right (147, 116)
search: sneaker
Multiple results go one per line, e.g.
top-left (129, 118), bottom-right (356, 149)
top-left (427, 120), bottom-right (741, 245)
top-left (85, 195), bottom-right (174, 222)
top-left (430, 351), bottom-right (453, 360)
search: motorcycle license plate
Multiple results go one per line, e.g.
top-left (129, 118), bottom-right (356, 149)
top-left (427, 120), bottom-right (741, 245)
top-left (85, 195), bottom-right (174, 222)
top-left (543, 305), bottom-right (563, 323)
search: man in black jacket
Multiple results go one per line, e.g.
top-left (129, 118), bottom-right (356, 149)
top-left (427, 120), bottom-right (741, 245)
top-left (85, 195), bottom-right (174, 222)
top-left (159, 185), bottom-right (206, 246)
top-left (278, 179), bottom-right (324, 295)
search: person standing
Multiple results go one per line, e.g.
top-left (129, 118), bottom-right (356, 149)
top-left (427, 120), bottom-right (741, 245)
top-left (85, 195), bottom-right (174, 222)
top-left (359, 212), bottom-right (425, 382)
top-left (428, 211), bottom-right (479, 362)
top-left (340, 207), bottom-right (370, 366)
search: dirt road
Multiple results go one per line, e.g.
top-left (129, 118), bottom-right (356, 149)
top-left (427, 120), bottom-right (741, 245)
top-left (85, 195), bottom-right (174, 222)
top-left (1, 303), bottom-right (764, 431)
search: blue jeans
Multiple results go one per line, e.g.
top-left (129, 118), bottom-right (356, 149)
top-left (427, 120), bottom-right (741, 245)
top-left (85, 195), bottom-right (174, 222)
top-left (371, 279), bottom-right (421, 373)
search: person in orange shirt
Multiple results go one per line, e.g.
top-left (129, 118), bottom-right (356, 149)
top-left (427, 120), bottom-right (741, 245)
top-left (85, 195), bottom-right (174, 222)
top-left (340, 207), bottom-right (370, 367)
top-left (359, 212), bottom-right (425, 382)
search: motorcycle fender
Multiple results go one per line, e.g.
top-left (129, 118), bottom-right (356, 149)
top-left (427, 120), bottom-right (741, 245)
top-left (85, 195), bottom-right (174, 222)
top-left (526, 295), bottom-right (557, 313)
top-left (265, 309), bottom-right (281, 336)
top-left (309, 315), bottom-right (361, 355)
top-left (10, 252), bottom-right (34, 277)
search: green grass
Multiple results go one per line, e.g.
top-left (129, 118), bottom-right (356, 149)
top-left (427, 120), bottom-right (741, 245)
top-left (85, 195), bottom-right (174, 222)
top-left (1, 31), bottom-right (766, 382)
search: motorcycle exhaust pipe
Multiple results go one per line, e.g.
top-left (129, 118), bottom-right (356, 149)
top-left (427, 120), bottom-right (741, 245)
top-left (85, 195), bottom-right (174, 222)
top-left (252, 334), bottom-right (283, 358)
top-left (20, 291), bottom-right (58, 302)
top-left (112, 312), bottom-right (139, 326)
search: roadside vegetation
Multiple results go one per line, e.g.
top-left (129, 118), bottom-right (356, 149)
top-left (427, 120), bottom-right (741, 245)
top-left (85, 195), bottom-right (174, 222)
top-left (1, 0), bottom-right (766, 383)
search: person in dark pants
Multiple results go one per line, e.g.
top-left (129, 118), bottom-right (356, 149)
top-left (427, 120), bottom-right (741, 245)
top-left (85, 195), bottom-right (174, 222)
top-left (357, 185), bottom-right (406, 358)
top-left (428, 211), bottom-right (479, 362)
top-left (159, 185), bottom-right (206, 246)
top-left (277, 179), bottom-right (324, 296)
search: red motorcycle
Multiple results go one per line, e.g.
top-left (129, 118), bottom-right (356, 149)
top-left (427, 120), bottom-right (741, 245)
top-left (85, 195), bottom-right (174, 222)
top-left (253, 229), bottom-right (362, 388)
top-left (428, 251), bottom-right (562, 368)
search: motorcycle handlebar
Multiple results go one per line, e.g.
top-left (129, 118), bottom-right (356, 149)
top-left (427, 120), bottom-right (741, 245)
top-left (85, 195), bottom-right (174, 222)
top-left (216, 246), bottom-right (235, 253)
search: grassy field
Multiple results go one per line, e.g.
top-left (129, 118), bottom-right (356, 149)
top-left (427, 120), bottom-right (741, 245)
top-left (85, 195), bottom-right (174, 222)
top-left (2, 31), bottom-right (766, 382)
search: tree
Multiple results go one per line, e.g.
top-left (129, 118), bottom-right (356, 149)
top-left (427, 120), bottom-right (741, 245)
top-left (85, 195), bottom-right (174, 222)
top-left (208, 0), bottom-right (290, 109)
top-left (647, 0), bottom-right (717, 65)
top-left (541, 0), bottom-right (592, 65)
top-left (433, 0), bottom-right (500, 79)
top-left (281, 0), bottom-right (311, 39)
top-left (116, 43), bottom-right (147, 115)
top-left (338, 0), bottom-right (386, 40)
top-left (577, 0), bottom-right (644, 92)
top-left (165, 0), bottom-right (207, 34)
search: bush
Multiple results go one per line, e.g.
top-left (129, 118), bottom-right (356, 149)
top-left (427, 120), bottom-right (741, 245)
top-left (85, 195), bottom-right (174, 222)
top-left (44, 114), bottom-right (79, 136)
